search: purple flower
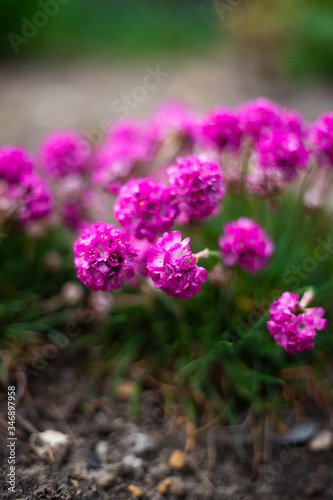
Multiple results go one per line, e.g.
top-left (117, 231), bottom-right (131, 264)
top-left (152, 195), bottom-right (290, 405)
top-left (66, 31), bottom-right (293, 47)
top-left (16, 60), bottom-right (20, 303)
top-left (200, 108), bottom-right (243, 151)
top-left (17, 173), bottom-right (53, 223)
top-left (54, 175), bottom-right (97, 232)
top-left (219, 218), bottom-right (274, 274)
top-left (74, 222), bottom-right (138, 292)
top-left (167, 156), bottom-right (226, 222)
top-left (147, 231), bottom-right (207, 300)
top-left (93, 120), bottom-right (155, 193)
top-left (240, 98), bottom-right (284, 143)
top-left (151, 99), bottom-right (198, 144)
top-left (93, 145), bottom-right (138, 195)
top-left (0, 146), bottom-right (52, 224)
top-left (132, 238), bottom-right (151, 278)
top-left (246, 167), bottom-right (283, 197)
top-left (114, 178), bottom-right (178, 242)
top-left (283, 109), bottom-right (306, 136)
top-left (61, 201), bottom-right (87, 232)
top-left (108, 118), bottom-right (154, 146)
top-left (255, 130), bottom-right (309, 181)
top-left (309, 113), bottom-right (333, 169)
top-left (267, 292), bottom-right (327, 353)
top-left (40, 130), bottom-right (90, 178)
top-left (0, 146), bottom-right (33, 184)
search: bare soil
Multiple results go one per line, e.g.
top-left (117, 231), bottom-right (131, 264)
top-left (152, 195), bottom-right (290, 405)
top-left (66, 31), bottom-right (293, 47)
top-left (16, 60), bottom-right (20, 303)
top-left (1, 363), bottom-right (333, 500)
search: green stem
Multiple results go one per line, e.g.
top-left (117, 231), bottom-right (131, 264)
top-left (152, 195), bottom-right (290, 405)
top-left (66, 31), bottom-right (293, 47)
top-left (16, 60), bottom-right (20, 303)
top-left (208, 250), bottom-right (222, 259)
top-left (194, 249), bottom-right (221, 261)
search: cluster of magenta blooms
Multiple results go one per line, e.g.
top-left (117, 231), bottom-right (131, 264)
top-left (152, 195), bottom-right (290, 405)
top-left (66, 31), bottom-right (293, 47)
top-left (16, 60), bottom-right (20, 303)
top-left (0, 146), bottom-right (52, 224)
top-left (1, 98), bottom-right (331, 353)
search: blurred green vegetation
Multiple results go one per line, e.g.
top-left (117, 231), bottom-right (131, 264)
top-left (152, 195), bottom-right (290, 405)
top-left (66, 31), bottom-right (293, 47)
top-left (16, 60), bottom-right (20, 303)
top-left (1, 192), bottom-right (333, 420)
top-left (0, 0), bottom-right (333, 77)
top-left (2, 0), bottom-right (333, 78)
top-left (0, 0), bottom-right (220, 59)
top-left (286, 0), bottom-right (333, 77)
top-left (226, 0), bottom-right (333, 78)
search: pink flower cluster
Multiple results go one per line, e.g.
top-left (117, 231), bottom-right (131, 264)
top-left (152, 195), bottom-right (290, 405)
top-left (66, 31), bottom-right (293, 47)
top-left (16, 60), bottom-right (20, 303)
top-left (114, 178), bottom-right (178, 242)
top-left (256, 130), bottom-right (309, 181)
top-left (267, 292), bottom-right (327, 353)
top-left (83, 98), bottom-right (333, 206)
top-left (310, 113), bottom-right (333, 169)
top-left (200, 108), bottom-right (243, 151)
top-left (240, 99), bottom-right (309, 181)
top-left (196, 98), bottom-right (311, 189)
top-left (167, 156), bottom-right (226, 222)
top-left (151, 100), bottom-right (198, 145)
top-left (54, 175), bottom-right (88, 231)
top-left (147, 231), bottom-right (207, 300)
top-left (16, 173), bottom-right (53, 223)
top-left (39, 130), bottom-right (105, 231)
top-left (40, 130), bottom-right (90, 178)
top-left (0, 146), bottom-right (52, 224)
top-left (53, 174), bottom-right (105, 233)
top-left (0, 146), bottom-right (33, 183)
top-left (219, 218), bottom-right (274, 274)
top-left (246, 167), bottom-right (283, 198)
top-left (74, 222), bottom-right (137, 292)
top-left (93, 120), bottom-right (154, 195)
top-left (239, 98), bottom-right (284, 143)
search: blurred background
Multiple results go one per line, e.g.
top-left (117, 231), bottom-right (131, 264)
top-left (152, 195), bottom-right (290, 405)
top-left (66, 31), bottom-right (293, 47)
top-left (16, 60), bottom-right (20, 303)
top-left (1, 0), bottom-right (333, 150)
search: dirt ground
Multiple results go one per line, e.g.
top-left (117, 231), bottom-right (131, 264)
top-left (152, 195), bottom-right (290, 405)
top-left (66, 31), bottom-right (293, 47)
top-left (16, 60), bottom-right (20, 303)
top-left (0, 363), bottom-right (333, 500)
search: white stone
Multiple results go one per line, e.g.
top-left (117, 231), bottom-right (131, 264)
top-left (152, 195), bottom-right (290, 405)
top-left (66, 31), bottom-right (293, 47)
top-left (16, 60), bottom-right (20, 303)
top-left (95, 440), bottom-right (109, 458)
top-left (30, 430), bottom-right (70, 463)
top-left (125, 432), bottom-right (156, 457)
top-left (308, 430), bottom-right (333, 452)
top-left (122, 454), bottom-right (145, 470)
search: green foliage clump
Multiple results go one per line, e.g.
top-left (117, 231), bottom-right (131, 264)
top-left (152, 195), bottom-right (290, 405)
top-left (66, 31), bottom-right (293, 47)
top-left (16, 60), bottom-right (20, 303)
top-left (1, 193), bottom-right (333, 420)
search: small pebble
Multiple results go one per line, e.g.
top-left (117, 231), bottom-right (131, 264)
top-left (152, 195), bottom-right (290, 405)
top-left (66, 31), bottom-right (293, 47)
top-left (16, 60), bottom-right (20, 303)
top-left (96, 472), bottom-right (118, 488)
top-left (277, 423), bottom-right (318, 445)
top-left (29, 430), bottom-right (70, 463)
top-left (168, 450), bottom-right (187, 470)
top-left (308, 429), bottom-right (333, 452)
top-left (157, 477), bottom-right (171, 495)
top-left (87, 451), bottom-right (101, 469)
top-left (122, 454), bottom-right (145, 470)
top-left (117, 380), bottom-right (137, 400)
top-left (86, 466), bottom-right (119, 488)
top-left (95, 440), bottom-right (109, 458)
top-left (128, 484), bottom-right (143, 497)
top-left (126, 432), bottom-right (156, 457)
